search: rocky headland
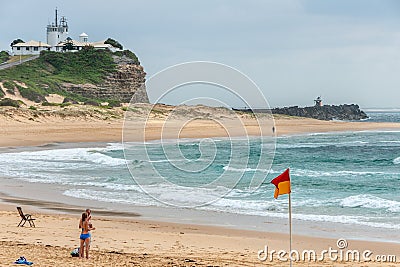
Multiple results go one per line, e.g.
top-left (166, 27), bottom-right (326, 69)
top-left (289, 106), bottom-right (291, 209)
top-left (0, 48), bottom-right (149, 107)
top-left (235, 103), bottom-right (368, 121)
top-left (271, 104), bottom-right (368, 121)
top-left (60, 56), bottom-right (148, 104)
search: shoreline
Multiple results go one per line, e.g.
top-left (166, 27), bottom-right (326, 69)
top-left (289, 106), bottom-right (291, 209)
top-left (1, 126), bottom-right (399, 152)
top-left (2, 114), bottom-right (400, 148)
top-left (1, 170), bottom-right (399, 245)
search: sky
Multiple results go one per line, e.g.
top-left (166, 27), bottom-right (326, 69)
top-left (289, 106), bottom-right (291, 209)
top-left (0, 0), bottom-right (399, 108)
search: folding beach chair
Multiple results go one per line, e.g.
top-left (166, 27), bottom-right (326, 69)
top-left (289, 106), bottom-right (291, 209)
top-left (17, 207), bottom-right (36, 227)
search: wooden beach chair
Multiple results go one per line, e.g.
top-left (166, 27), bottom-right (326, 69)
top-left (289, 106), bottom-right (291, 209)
top-left (17, 207), bottom-right (36, 227)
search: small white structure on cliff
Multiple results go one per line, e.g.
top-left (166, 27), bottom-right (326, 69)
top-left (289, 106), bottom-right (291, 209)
top-left (79, 32), bottom-right (88, 43)
top-left (11, 9), bottom-right (120, 55)
top-left (12, 40), bottom-right (51, 55)
top-left (54, 35), bottom-right (117, 52)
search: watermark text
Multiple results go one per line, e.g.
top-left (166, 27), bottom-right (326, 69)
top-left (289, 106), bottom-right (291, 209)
top-left (258, 238), bottom-right (397, 263)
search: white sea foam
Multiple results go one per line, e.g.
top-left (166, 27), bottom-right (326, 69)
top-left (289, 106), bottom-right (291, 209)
top-left (209, 198), bottom-right (285, 215)
top-left (291, 213), bottom-right (400, 229)
top-left (148, 159), bottom-right (186, 163)
top-left (139, 183), bottom-right (234, 206)
top-left (222, 166), bottom-right (269, 173)
top-left (380, 140), bottom-right (400, 144)
top-left (70, 181), bottom-right (142, 192)
top-left (80, 151), bottom-right (127, 166)
top-left (298, 132), bottom-right (334, 136)
top-left (290, 169), bottom-right (391, 177)
top-left (340, 194), bottom-right (400, 212)
top-left (393, 157), bottom-right (400, 164)
top-left (276, 140), bottom-right (368, 149)
top-left (105, 143), bottom-right (124, 150)
top-left (0, 147), bottom-right (128, 167)
top-left (364, 108), bottom-right (400, 112)
top-left (210, 198), bottom-right (400, 229)
top-left (63, 188), bottom-right (155, 205)
top-left (135, 164), bottom-right (395, 180)
top-left (373, 130), bottom-right (400, 133)
top-left (292, 198), bottom-right (337, 207)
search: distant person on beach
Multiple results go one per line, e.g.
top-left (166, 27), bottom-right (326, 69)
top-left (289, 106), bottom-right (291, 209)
top-left (79, 212), bottom-right (95, 259)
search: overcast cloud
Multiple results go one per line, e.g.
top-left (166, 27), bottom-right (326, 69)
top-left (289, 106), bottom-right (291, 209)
top-left (0, 0), bottom-right (399, 108)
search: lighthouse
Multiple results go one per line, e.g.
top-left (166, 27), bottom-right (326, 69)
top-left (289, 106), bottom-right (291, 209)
top-left (46, 8), bottom-right (69, 48)
top-left (314, 96), bottom-right (323, 107)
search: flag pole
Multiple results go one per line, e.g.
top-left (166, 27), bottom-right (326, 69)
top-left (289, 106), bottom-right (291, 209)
top-left (270, 168), bottom-right (292, 266)
top-left (289, 193), bottom-right (292, 267)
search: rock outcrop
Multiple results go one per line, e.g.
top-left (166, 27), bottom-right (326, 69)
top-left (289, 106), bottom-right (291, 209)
top-left (271, 104), bottom-right (368, 121)
top-left (61, 56), bottom-right (149, 103)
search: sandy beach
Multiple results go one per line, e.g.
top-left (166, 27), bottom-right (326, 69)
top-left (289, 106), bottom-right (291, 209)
top-left (0, 105), bottom-right (399, 266)
top-left (0, 202), bottom-right (399, 267)
top-left (1, 104), bottom-right (400, 147)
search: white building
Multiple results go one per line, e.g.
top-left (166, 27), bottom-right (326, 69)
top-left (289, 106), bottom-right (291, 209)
top-left (79, 32), bottom-right (88, 43)
top-left (11, 9), bottom-right (122, 55)
top-left (11, 40), bottom-right (51, 55)
top-left (54, 35), bottom-right (118, 52)
top-left (54, 37), bottom-right (87, 52)
top-left (92, 40), bottom-right (120, 52)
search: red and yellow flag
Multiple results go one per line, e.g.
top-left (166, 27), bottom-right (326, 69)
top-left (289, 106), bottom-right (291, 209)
top-left (271, 168), bottom-right (291, 199)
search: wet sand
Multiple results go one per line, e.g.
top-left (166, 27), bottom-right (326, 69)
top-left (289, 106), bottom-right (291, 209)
top-left (0, 203), bottom-right (399, 266)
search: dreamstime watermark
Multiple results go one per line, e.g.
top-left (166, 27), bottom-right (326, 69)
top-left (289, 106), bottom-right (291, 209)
top-left (122, 61), bottom-right (276, 207)
top-left (257, 238), bottom-right (397, 263)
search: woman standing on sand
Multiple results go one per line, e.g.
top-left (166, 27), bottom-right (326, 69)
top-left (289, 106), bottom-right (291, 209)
top-left (79, 209), bottom-right (93, 245)
top-left (79, 212), bottom-right (95, 259)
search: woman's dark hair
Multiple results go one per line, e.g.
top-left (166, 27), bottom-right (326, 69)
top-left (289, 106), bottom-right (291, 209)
top-left (81, 212), bottom-right (87, 222)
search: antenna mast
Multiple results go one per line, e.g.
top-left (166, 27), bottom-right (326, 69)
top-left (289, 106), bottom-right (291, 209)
top-left (55, 8), bottom-right (58, 27)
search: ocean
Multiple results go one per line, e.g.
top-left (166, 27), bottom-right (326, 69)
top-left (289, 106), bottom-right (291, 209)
top-left (0, 110), bottom-right (399, 240)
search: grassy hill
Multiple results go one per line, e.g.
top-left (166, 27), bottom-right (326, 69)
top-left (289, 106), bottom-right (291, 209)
top-left (0, 47), bottom-right (140, 105)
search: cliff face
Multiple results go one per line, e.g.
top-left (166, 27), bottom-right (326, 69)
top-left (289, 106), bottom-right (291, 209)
top-left (272, 104), bottom-right (368, 121)
top-left (61, 55), bottom-right (149, 103)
